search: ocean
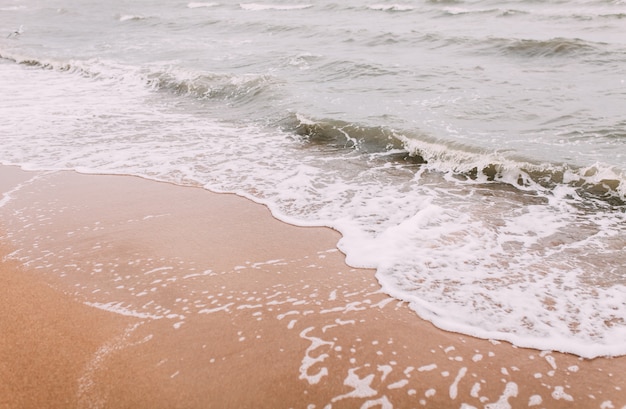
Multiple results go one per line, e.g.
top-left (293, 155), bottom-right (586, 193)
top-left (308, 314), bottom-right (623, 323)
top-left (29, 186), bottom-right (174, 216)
top-left (0, 0), bottom-right (624, 358)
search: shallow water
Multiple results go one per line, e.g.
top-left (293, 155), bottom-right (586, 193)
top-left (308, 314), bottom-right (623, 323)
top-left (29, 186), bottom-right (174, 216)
top-left (0, 0), bottom-right (625, 357)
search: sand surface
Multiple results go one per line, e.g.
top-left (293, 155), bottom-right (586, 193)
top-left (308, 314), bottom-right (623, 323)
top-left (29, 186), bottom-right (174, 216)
top-left (0, 166), bottom-right (624, 408)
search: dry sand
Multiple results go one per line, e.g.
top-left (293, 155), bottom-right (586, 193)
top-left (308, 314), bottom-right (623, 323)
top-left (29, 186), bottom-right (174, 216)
top-left (0, 165), bottom-right (624, 409)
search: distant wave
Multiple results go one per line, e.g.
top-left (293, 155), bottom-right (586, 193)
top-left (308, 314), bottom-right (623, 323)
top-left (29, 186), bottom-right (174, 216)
top-left (437, 6), bottom-right (527, 18)
top-left (426, 0), bottom-right (463, 3)
top-left (0, 51), bottom-right (280, 109)
top-left (367, 4), bottom-right (415, 12)
top-left (187, 2), bottom-right (219, 8)
top-left (441, 6), bottom-right (497, 15)
top-left (144, 68), bottom-right (280, 107)
top-left (486, 37), bottom-right (601, 58)
top-left (599, 12), bottom-right (626, 19)
top-left (118, 14), bottom-right (147, 22)
top-left (239, 3), bottom-right (313, 11)
top-left (0, 6), bottom-right (26, 11)
top-left (314, 59), bottom-right (397, 81)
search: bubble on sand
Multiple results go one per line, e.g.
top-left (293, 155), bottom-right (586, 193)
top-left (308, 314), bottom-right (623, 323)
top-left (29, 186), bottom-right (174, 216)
top-left (449, 367), bottom-right (467, 399)
top-left (485, 382), bottom-right (518, 409)
top-left (552, 386), bottom-right (573, 402)
top-left (299, 327), bottom-right (333, 385)
top-left (331, 368), bottom-right (377, 403)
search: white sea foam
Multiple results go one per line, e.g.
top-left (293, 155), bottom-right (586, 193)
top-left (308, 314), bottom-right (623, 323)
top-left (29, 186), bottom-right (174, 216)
top-left (485, 382), bottom-right (518, 409)
top-left (552, 386), bottom-right (574, 402)
top-left (470, 382), bottom-right (481, 398)
top-left (449, 367), bottom-right (467, 399)
top-left (418, 364), bottom-right (437, 372)
top-left (299, 327), bottom-right (333, 385)
top-left (387, 379), bottom-right (408, 389)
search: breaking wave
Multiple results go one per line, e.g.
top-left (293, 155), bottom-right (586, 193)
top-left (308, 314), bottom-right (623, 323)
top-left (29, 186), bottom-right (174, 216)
top-left (282, 113), bottom-right (626, 207)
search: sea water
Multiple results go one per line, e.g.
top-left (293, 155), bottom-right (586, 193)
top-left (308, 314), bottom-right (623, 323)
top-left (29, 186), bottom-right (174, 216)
top-left (0, 0), bottom-right (624, 358)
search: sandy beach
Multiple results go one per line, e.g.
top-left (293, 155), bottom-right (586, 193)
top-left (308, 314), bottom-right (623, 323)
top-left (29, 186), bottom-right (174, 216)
top-left (0, 165), bottom-right (624, 409)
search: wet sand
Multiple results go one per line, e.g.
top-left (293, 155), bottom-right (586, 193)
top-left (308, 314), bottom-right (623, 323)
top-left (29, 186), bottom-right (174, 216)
top-left (0, 165), bottom-right (624, 409)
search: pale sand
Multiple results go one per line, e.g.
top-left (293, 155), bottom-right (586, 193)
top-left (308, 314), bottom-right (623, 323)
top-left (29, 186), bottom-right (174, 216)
top-left (0, 165), bottom-right (624, 409)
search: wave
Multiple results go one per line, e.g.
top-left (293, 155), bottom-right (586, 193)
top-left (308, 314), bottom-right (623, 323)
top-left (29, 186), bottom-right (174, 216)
top-left (280, 113), bottom-right (410, 155)
top-left (239, 3), bottom-right (313, 11)
top-left (0, 52), bottom-right (280, 108)
top-left (441, 7), bottom-right (499, 16)
top-left (437, 7), bottom-right (526, 18)
top-left (143, 68), bottom-right (279, 106)
top-left (281, 113), bottom-right (626, 207)
top-left (316, 59), bottom-right (398, 80)
top-left (0, 52), bottom-right (92, 74)
top-left (0, 6), bottom-right (26, 11)
top-left (488, 37), bottom-right (601, 58)
top-left (2, 50), bottom-right (622, 207)
top-left (117, 14), bottom-right (148, 22)
top-left (187, 2), bottom-right (220, 8)
top-left (497, 9), bottom-right (530, 17)
top-left (599, 12), bottom-right (626, 19)
top-left (367, 4), bottom-right (415, 12)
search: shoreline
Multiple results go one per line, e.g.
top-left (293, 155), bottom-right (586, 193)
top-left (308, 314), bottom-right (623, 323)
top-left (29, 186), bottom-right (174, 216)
top-left (0, 165), bottom-right (624, 408)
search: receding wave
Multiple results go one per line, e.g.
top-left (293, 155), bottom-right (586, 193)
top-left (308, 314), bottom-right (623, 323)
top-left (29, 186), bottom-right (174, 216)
top-left (282, 113), bottom-right (626, 207)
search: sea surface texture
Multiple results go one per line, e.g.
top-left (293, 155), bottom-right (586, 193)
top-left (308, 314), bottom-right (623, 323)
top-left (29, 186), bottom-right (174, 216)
top-left (1, 0), bottom-right (625, 358)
